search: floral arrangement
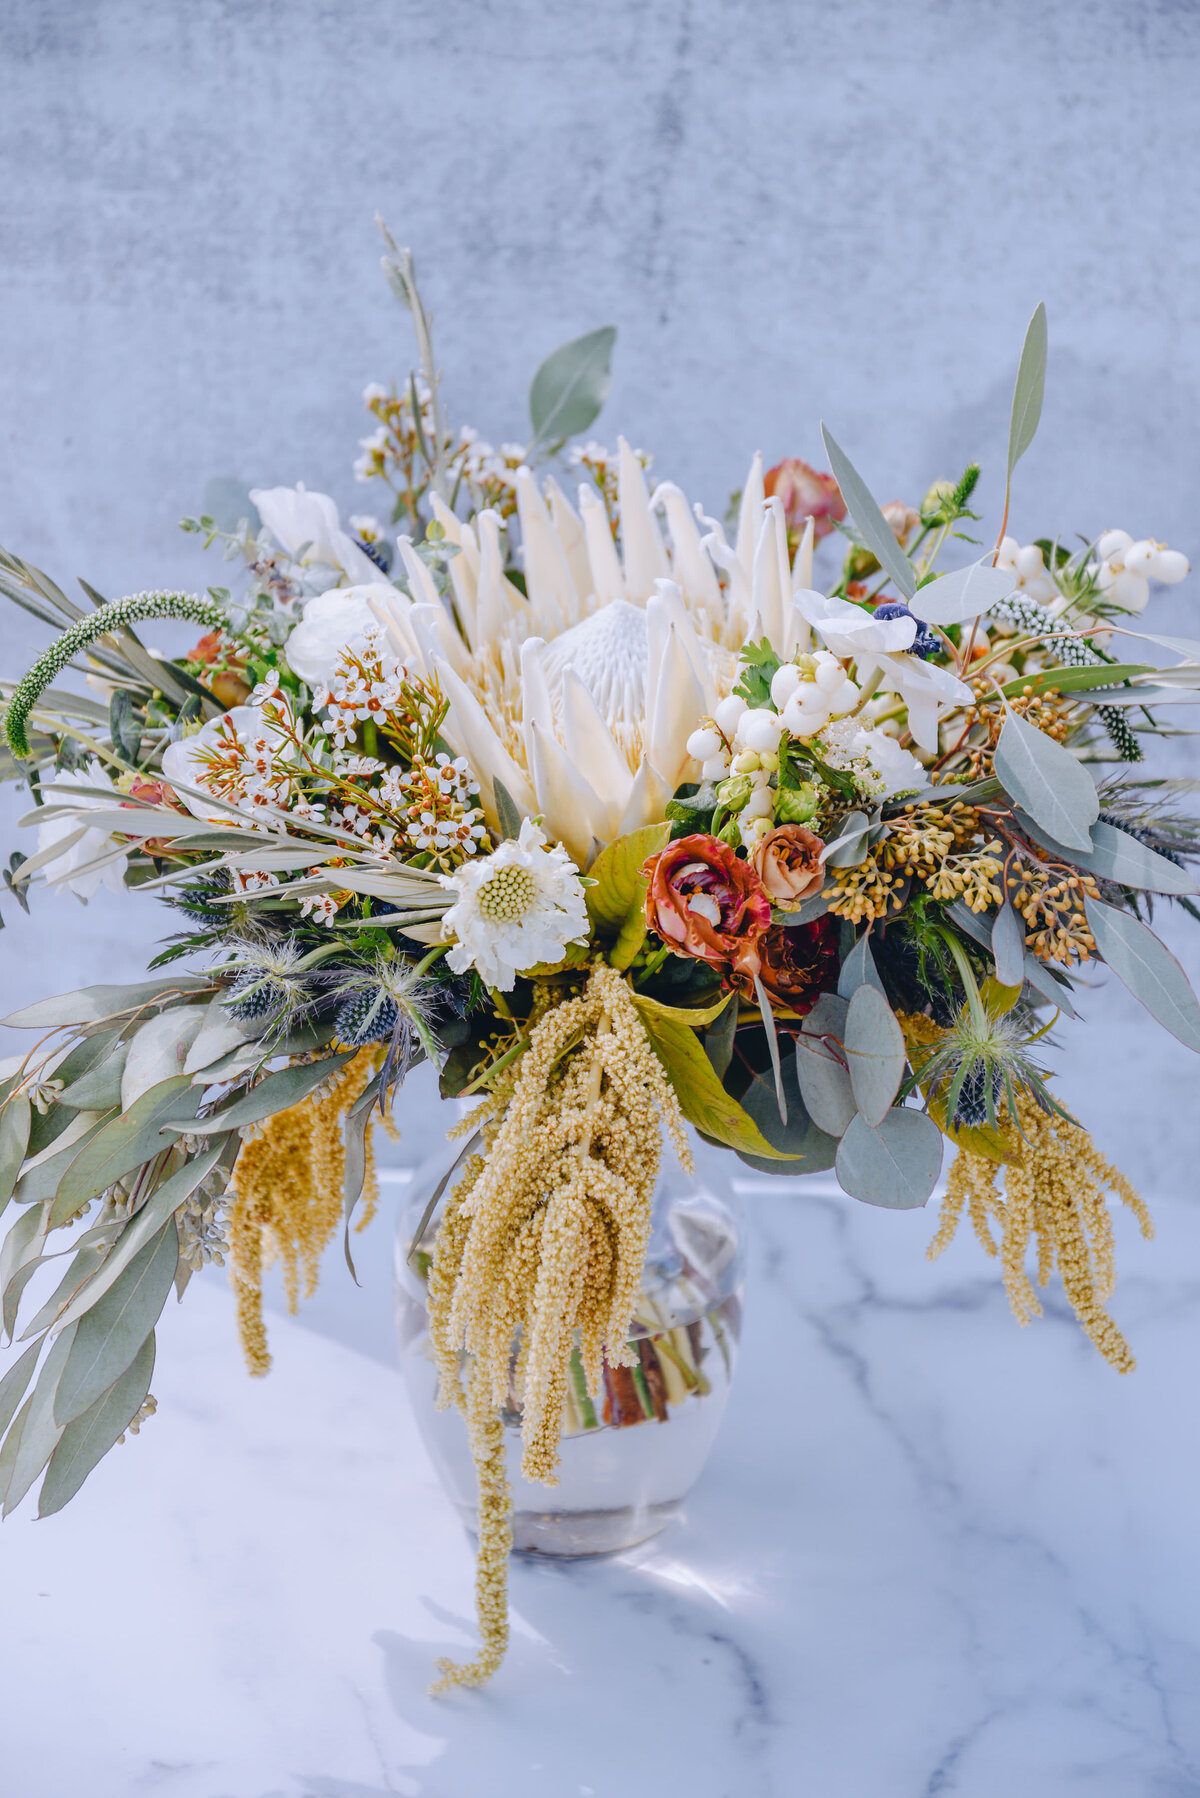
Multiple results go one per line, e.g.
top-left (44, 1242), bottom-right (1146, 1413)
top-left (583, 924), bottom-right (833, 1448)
top-left (2, 240), bottom-right (1198, 1692)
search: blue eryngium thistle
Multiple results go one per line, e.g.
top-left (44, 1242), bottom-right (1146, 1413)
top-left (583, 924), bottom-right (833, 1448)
top-left (4, 591), bottom-right (226, 758)
top-left (323, 954), bottom-right (443, 1104)
top-left (220, 937), bottom-right (313, 1030)
top-left (913, 1002), bottom-right (1064, 1132)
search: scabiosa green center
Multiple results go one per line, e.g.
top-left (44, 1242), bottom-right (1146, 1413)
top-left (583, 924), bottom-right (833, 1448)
top-left (476, 864), bottom-right (538, 923)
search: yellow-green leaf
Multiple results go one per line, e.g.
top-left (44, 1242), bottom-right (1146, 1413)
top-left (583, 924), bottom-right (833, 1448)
top-left (631, 991), bottom-right (734, 1029)
top-left (635, 1003), bottom-right (797, 1161)
top-left (586, 823), bottom-right (669, 933)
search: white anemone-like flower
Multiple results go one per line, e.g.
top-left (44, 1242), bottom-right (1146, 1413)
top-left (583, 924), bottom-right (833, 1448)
top-left (386, 442), bottom-right (819, 866)
top-left (250, 485), bottom-right (383, 587)
top-left (284, 585), bottom-right (406, 691)
top-left (793, 589), bottom-right (971, 753)
top-left (439, 819), bottom-right (590, 991)
top-left (36, 760), bottom-right (128, 899)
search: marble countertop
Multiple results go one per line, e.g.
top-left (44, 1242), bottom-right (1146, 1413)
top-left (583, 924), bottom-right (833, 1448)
top-left (3, 1161), bottom-right (1199, 1798)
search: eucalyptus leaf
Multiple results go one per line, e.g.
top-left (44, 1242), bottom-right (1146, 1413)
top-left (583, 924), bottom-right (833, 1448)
top-left (909, 562), bottom-right (1017, 627)
top-left (0, 1092), bottom-right (31, 1213)
top-left (55, 1223), bottom-right (177, 1427)
top-left (49, 1077), bottom-right (200, 1224)
top-left (835, 1108), bottom-right (943, 1209)
top-left (837, 933), bottom-right (887, 999)
top-left (777, 891), bottom-right (831, 927)
top-left (2, 976), bottom-right (211, 1031)
top-left (844, 985), bottom-right (907, 1127)
top-left (3, 1323), bottom-right (76, 1514)
top-left (821, 811), bottom-right (872, 870)
top-left (1065, 683), bottom-right (1200, 707)
top-left (1, 1203), bottom-right (49, 1339)
top-left (991, 900), bottom-right (1027, 987)
top-left (170, 1052), bottom-right (355, 1137)
top-left (820, 426), bottom-right (916, 599)
top-left (998, 663), bottom-right (1155, 701)
top-left (39, 1332), bottom-right (156, 1517)
top-left (1020, 954), bottom-right (1079, 1019)
top-left (19, 1241), bottom-right (113, 1342)
top-left (1007, 301), bottom-right (1048, 478)
top-left (0, 1339), bottom-right (41, 1438)
top-left (1084, 898), bottom-right (1200, 1052)
top-left (57, 1043), bottom-right (130, 1112)
top-left (528, 325), bottom-right (617, 448)
top-left (52, 1138), bottom-right (229, 1335)
top-left (735, 1054), bottom-right (839, 1177)
top-left (341, 1102), bottom-right (372, 1284)
top-left (1014, 811), bottom-right (1198, 896)
top-left (492, 778), bottom-right (523, 842)
top-left (795, 994), bottom-right (856, 1137)
top-left (15, 1112), bottom-right (113, 1209)
top-left (121, 1008), bottom-right (208, 1108)
top-left (994, 708), bottom-right (1098, 853)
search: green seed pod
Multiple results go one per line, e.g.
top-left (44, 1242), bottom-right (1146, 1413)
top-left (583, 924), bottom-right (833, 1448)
top-left (774, 782), bottom-right (818, 824)
top-left (716, 773), bottom-right (754, 812)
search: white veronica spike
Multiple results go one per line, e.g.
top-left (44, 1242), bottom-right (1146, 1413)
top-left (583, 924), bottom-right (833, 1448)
top-left (544, 477), bottom-right (593, 616)
top-left (653, 482), bottom-right (724, 612)
top-left (577, 484), bottom-right (627, 603)
top-left (516, 469), bottom-right (577, 633)
top-left (617, 438), bottom-right (669, 599)
top-left (734, 452), bottom-right (765, 588)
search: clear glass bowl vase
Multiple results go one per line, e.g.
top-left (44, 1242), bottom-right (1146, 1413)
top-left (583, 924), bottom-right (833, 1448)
top-left (393, 1137), bottom-right (744, 1557)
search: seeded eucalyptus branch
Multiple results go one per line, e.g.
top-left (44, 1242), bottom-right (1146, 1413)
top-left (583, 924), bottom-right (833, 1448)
top-left (4, 591), bottom-right (227, 758)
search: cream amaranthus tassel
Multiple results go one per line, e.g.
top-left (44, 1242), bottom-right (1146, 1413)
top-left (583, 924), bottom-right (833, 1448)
top-left (427, 962), bottom-right (691, 1692)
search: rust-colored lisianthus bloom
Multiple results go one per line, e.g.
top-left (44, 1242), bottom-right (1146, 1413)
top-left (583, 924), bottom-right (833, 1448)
top-left (643, 834), bottom-right (772, 984)
top-left (751, 824), bottom-right (826, 908)
top-left (188, 631), bottom-right (253, 707)
top-left (763, 458), bottom-right (846, 545)
top-left (737, 914), bottom-right (840, 1013)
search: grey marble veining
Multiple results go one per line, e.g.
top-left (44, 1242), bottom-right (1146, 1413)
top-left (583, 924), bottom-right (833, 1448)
top-left (1, 1157), bottom-right (1197, 1797)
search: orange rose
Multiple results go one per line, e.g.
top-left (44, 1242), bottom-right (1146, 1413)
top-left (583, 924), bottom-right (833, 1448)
top-left (188, 630), bottom-right (253, 707)
top-left (763, 458), bottom-right (846, 545)
top-left (750, 825), bottom-right (826, 908)
top-left (642, 834), bottom-right (772, 984)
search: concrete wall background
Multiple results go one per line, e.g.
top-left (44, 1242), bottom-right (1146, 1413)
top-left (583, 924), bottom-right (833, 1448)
top-left (2, 0), bottom-right (1198, 1194)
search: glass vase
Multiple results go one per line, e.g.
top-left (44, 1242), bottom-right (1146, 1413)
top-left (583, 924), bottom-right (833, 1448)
top-left (393, 1135), bottom-right (744, 1557)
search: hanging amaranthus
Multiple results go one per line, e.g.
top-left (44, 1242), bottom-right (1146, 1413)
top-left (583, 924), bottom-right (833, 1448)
top-left (928, 1091), bottom-right (1153, 1372)
top-left (426, 962), bottom-right (691, 1692)
top-left (227, 1049), bottom-right (387, 1374)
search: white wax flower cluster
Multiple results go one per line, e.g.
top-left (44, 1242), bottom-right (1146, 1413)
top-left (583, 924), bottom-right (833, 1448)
top-left (1091, 530), bottom-right (1189, 614)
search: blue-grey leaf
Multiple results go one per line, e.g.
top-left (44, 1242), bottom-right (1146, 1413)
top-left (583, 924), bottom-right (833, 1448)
top-left (844, 985), bottom-right (907, 1127)
top-left (0, 1338), bottom-right (40, 1438)
top-left (1084, 898), bottom-right (1200, 1052)
top-left (822, 811), bottom-right (872, 870)
top-left (795, 995), bottom-right (856, 1136)
top-left (1020, 954), bottom-right (1079, 1019)
top-left (820, 426), bottom-right (916, 600)
top-left (172, 1052), bottom-right (355, 1137)
top-left (1007, 302), bottom-right (1048, 477)
top-left (991, 900), bottom-right (1027, 987)
top-left (1, 977), bottom-right (211, 1031)
top-left (39, 1334), bottom-right (155, 1517)
top-left (56, 1044), bottom-right (130, 1112)
top-left (1015, 811), bottom-right (1198, 896)
top-left (3, 1323), bottom-right (76, 1514)
top-left (835, 1109), bottom-right (943, 1208)
top-left (50, 1077), bottom-right (199, 1224)
top-left (838, 932), bottom-right (887, 999)
top-left (54, 1223), bottom-right (177, 1427)
top-left (994, 708), bottom-right (1098, 853)
top-left (909, 562), bottom-right (1017, 627)
top-left (528, 326), bottom-right (617, 446)
top-left (735, 1054), bottom-right (839, 1176)
top-left (0, 1091), bottom-right (31, 1214)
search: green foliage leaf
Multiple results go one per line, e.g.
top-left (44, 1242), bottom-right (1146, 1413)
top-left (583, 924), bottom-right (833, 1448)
top-left (15, 1112), bottom-right (114, 1209)
top-left (528, 325), bottom-right (617, 448)
top-left (844, 985), bottom-right (906, 1127)
top-left (0, 1339), bottom-right (40, 1438)
top-left (994, 708), bottom-right (1098, 853)
top-left (586, 822), bottom-right (670, 934)
top-left (635, 1004), bottom-right (797, 1159)
top-left (49, 1077), bottom-right (199, 1225)
top-left (0, 1092), bottom-right (31, 1214)
top-left (54, 1223), bottom-right (177, 1427)
top-left (57, 1044), bottom-right (130, 1112)
top-left (823, 811), bottom-right (873, 870)
top-left (172, 1052), bottom-right (355, 1137)
top-left (1007, 301), bottom-right (1048, 478)
top-left (1015, 811), bottom-right (1197, 896)
top-left (794, 993), bottom-right (856, 1136)
top-left (3, 1323), bottom-right (76, 1514)
top-left (835, 1108), bottom-right (943, 1208)
top-left (820, 425), bottom-right (916, 600)
top-left (998, 664), bottom-right (1155, 701)
top-left (39, 1333), bottom-right (155, 1517)
top-left (990, 899), bottom-right (1027, 988)
top-left (2, 977), bottom-right (211, 1031)
top-left (1084, 897), bottom-right (1200, 1052)
top-left (492, 778), bottom-right (523, 842)
top-left (735, 1054), bottom-right (839, 1176)
top-left (909, 562), bottom-right (1018, 627)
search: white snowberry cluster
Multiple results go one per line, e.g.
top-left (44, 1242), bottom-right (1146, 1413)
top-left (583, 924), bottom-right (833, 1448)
top-left (1090, 530), bottom-right (1189, 614)
top-left (995, 537), bottom-right (1058, 604)
top-left (770, 651), bottom-right (860, 737)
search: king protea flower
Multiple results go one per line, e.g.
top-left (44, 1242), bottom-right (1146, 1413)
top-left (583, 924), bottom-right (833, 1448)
top-left (370, 442), bottom-right (821, 866)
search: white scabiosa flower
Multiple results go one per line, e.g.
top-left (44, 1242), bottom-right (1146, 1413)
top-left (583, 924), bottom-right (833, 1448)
top-left (439, 820), bottom-right (590, 991)
top-left (35, 759), bottom-right (128, 899)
